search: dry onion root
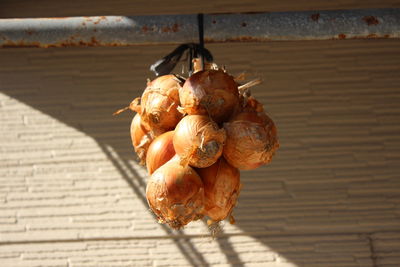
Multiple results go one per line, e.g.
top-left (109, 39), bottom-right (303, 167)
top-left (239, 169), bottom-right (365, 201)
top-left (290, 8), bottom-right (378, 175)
top-left (130, 114), bottom-right (153, 165)
top-left (136, 74), bottom-right (184, 136)
top-left (223, 98), bottom-right (279, 170)
top-left (197, 157), bottom-right (241, 223)
top-left (146, 156), bottom-right (205, 229)
top-left (173, 115), bottom-right (226, 168)
top-left (179, 69), bottom-right (239, 124)
top-left (146, 131), bottom-right (175, 174)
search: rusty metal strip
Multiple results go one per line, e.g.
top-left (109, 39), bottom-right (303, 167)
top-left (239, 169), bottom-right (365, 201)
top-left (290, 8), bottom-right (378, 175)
top-left (0, 9), bottom-right (399, 48)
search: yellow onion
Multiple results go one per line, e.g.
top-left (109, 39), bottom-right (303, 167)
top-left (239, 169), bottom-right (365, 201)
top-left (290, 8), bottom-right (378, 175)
top-left (223, 101), bottom-right (279, 170)
top-left (173, 115), bottom-right (226, 168)
top-left (146, 131), bottom-right (175, 174)
top-left (196, 158), bottom-right (241, 222)
top-left (146, 156), bottom-right (204, 229)
top-left (136, 74), bottom-right (183, 136)
top-left (130, 113), bottom-right (153, 165)
top-left (180, 69), bottom-right (239, 123)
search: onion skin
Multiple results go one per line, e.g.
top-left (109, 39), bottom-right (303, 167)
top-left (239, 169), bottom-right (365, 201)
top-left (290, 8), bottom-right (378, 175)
top-left (146, 156), bottom-right (204, 229)
top-left (173, 115), bottom-right (226, 168)
top-left (140, 75), bottom-right (183, 136)
top-left (223, 109), bottom-right (279, 170)
top-left (146, 131), bottom-right (175, 175)
top-left (180, 69), bottom-right (239, 124)
top-left (196, 158), bottom-right (241, 222)
top-left (130, 114), bottom-right (153, 165)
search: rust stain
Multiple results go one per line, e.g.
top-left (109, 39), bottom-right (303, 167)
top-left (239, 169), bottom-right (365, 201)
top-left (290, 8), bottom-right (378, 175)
top-left (363, 16), bottom-right (379, 26)
top-left (25, 30), bottom-right (36, 35)
top-left (1, 40), bottom-right (41, 48)
top-left (366, 34), bottom-right (378, 38)
top-left (93, 29), bottom-right (97, 32)
top-left (142, 25), bottom-right (150, 33)
top-left (115, 17), bottom-right (122, 22)
top-left (331, 33), bottom-right (393, 40)
top-left (310, 13), bottom-right (320, 22)
top-left (141, 25), bottom-right (158, 33)
top-left (172, 23), bottom-right (179, 32)
top-left (204, 36), bottom-right (265, 43)
top-left (161, 24), bottom-right (180, 33)
top-left (90, 37), bottom-right (100, 45)
top-left (93, 16), bottom-right (106, 25)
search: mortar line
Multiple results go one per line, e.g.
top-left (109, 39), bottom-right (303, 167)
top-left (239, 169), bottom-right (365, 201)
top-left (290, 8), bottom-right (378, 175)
top-left (1, 230), bottom-right (399, 246)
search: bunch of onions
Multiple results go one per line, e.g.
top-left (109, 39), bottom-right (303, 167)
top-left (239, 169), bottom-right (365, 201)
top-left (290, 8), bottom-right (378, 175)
top-left (223, 99), bottom-right (279, 170)
top-left (117, 57), bottom-right (280, 229)
top-left (133, 74), bottom-right (184, 136)
top-left (196, 157), bottom-right (241, 223)
top-left (146, 131), bottom-right (175, 174)
top-left (173, 115), bottom-right (226, 168)
top-left (179, 69), bottom-right (239, 124)
top-left (146, 156), bottom-right (204, 229)
top-left (130, 114), bottom-right (153, 165)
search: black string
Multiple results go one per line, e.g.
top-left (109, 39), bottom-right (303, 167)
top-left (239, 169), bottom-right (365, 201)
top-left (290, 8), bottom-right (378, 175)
top-left (197, 13), bottom-right (205, 70)
top-left (149, 14), bottom-right (212, 76)
top-left (188, 45), bottom-right (193, 74)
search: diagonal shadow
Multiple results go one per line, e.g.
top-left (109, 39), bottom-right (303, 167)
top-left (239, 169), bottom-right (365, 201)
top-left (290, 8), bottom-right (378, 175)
top-left (0, 46), bottom-right (245, 266)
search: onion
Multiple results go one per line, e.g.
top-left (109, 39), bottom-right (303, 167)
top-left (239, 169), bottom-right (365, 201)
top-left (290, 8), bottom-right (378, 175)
top-left (180, 69), bottom-right (239, 123)
top-left (196, 157), bottom-right (241, 222)
top-left (146, 156), bottom-right (204, 229)
top-left (130, 114), bottom-right (153, 165)
top-left (146, 131), bottom-right (175, 174)
top-left (173, 115), bottom-right (226, 168)
top-left (137, 74), bottom-right (183, 136)
top-left (223, 102), bottom-right (279, 170)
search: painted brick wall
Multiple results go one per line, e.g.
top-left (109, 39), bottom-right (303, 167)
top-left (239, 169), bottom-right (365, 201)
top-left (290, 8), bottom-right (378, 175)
top-left (0, 37), bottom-right (399, 266)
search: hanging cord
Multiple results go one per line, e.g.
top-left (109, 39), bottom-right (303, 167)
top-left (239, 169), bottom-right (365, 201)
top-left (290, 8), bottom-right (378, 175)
top-left (197, 13), bottom-right (205, 71)
top-left (150, 14), bottom-right (213, 77)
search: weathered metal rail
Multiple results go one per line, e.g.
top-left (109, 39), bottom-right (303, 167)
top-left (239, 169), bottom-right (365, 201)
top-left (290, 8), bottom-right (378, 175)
top-left (0, 8), bottom-right (399, 48)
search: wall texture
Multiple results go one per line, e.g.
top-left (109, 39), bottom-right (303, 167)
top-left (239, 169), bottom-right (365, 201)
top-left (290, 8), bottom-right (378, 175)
top-left (1, 39), bottom-right (399, 266)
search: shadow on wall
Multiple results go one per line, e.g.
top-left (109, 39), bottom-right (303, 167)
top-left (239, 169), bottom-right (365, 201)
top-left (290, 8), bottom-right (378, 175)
top-left (1, 41), bottom-right (399, 266)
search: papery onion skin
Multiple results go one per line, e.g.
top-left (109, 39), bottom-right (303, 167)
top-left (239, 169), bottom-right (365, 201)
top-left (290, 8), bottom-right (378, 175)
top-left (180, 69), bottom-right (239, 124)
top-left (130, 114), bottom-right (153, 165)
top-left (146, 131), bottom-right (175, 174)
top-left (140, 74), bottom-right (183, 136)
top-left (146, 156), bottom-right (204, 229)
top-left (223, 108), bottom-right (279, 170)
top-left (196, 157), bottom-right (241, 222)
top-left (173, 115), bottom-right (226, 168)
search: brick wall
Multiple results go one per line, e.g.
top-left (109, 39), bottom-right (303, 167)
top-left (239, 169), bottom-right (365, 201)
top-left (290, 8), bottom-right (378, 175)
top-left (0, 40), bottom-right (399, 266)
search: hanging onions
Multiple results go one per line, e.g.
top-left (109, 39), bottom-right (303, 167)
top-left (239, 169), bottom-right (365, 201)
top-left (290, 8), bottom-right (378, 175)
top-left (117, 50), bottom-right (280, 229)
top-left (146, 131), bottom-right (175, 174)
top-left (146, 156), bottom-right (205, 229)
top-left (173, 115), bottom-right (226, 168)
top-left (130, 114), bottom-right (153, 165)
top-left (196, 157), bottom-right (241, 223)
top-left (179, 69), bottom-right (239, 124)
top-left (223, 99), bottom-right (279, 170)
